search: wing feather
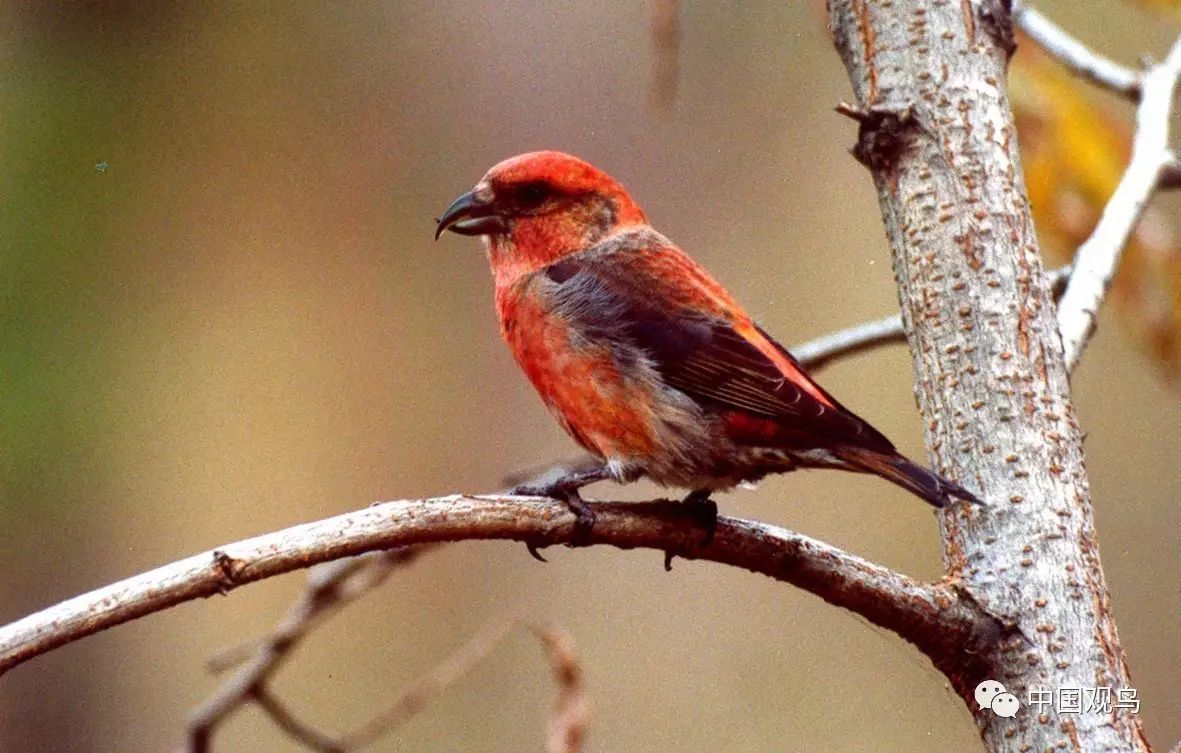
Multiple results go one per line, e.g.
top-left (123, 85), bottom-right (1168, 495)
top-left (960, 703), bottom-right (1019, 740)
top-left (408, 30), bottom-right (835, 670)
top-left (538, 232), bottom-right (894, 452)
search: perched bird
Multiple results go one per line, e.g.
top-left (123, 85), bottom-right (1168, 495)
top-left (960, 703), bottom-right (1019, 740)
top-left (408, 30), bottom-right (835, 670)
top-left (435, 151), bottom-right (979, 522)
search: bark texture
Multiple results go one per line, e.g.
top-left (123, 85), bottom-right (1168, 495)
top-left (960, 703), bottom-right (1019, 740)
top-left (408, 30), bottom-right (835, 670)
top-left (825, 2), bottom-right (1148, 752)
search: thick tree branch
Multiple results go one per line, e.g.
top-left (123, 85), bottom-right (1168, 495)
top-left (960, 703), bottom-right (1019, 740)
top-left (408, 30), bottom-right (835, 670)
top-left (828, 2), bottom-right (1149, 753)
top-left (0, 495), bottom-right (1011, 683)
top-left (1012, 2), bottom-right (1143, 99)
top-left (1056, 35), bottom-right (1181, 373)
top-left (791, 266), bottom-right (1070, 370)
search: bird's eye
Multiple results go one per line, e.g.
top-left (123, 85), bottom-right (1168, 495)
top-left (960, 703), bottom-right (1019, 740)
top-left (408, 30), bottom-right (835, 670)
top-left (514, 182), bottom-right (551, 210)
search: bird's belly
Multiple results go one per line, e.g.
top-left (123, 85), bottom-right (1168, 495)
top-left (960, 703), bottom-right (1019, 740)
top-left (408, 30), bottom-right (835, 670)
top-left (506, 315), bottom-right (665, 461)
top-left (498, 290), bottom-right (796, 490)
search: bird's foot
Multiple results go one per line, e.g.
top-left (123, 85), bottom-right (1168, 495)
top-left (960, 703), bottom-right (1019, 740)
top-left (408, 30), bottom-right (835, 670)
top-left (513, 465), bottom-right (610, 561)
top-left (682, 489), bottom-right (719, 546)
top-left (663, 489), bottom-right (719, 572)
top-left (510, 463), bottom-right (611, 500)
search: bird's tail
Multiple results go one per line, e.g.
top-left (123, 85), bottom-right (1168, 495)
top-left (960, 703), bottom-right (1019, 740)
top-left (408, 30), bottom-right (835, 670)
top-left (835, 447), bottom-right (981, 509)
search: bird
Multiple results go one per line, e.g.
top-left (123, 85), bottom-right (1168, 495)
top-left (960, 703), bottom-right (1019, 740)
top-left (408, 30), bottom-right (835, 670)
top-left (434, 150), bottom-right (980, 541)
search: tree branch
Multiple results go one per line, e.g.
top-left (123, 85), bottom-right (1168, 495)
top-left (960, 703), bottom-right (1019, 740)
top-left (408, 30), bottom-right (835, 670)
top-left (184, 547), bottom-right (434, 753)
top-left (332, 617), bottom-right (516, 751)
top-left (648, 0), bottom-right (680, 111)
top-left (0, 495), bottom-right (1011, 683)
top-left (1012, 2), bottom-right (1143, 99)
top-left (1057, 34), bottom-right (1181, 373)
top-left (827, 2), bottom-right (1150, 753)
top-left (790, 313), bottom-right (906, 370)
top-left (194, 612), bottom-right (539, 753)
top-left (251, 687), bottom-right (345, 753)
top-left (791, 265), bottom-right (1071, 370)
top-left (535, 625), bottom-right (589, 753)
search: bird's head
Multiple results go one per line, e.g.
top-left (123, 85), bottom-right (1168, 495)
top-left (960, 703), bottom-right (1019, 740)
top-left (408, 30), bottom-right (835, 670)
top-left (435, 151), bottom-right (647, 281)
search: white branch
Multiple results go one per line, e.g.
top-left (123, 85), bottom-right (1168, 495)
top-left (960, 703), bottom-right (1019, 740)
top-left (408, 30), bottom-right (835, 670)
top-left (1056, 35), bottom-right (1181, 373)
top-left (1013, 2), bottom-right (1142, 99)
top-left (0, 495), bottom-right (1008, 679)
top-left (790, 313), bottom-right (904, 369)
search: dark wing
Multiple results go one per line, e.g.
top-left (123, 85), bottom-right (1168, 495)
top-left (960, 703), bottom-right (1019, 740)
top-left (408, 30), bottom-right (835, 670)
top-left (540, 241), bottom-right (895, 453)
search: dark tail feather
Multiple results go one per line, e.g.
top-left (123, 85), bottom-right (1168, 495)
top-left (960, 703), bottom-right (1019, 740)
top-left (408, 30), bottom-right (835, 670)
top-left (836, 447), bottom-right (981, 508)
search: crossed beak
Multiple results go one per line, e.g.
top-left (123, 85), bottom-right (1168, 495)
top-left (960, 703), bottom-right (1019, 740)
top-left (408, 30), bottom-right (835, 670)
top-left (434, 190), bottom-right (508, 240)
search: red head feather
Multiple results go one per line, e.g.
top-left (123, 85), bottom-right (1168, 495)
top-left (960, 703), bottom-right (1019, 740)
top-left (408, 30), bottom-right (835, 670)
top-left (437, 151), bottom-right (648, 285)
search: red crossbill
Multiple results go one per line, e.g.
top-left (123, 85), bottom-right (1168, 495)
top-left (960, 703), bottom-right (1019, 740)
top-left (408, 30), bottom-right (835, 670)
top-left (436, 151), bottom-right (979, 528)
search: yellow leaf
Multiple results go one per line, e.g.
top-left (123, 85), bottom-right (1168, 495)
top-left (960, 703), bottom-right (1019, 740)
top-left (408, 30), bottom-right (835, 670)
top-left (1126, 0), bottom-right (1181, 20)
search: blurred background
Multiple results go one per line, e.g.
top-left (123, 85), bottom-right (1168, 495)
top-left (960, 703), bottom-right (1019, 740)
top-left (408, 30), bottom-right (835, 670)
top-left (1, 1), bottom-right (1178, 751)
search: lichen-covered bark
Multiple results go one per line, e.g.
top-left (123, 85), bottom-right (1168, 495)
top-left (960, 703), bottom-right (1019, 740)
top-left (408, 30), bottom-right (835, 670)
top-left (825, 2), bottom-right (1148, 752)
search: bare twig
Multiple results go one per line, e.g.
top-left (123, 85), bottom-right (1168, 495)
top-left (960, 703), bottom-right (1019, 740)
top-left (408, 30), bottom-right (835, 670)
top-left (534, 625), bottom-right (588, 753)
top-left (336, 618), bottom-right (516, 750)
top-left (0, 495), bottom-right (1012, 683)
top-left (1012, 2), bottom-right (1142, 99)
top-left (205, 550), bottom-right (431, 674)
top-left (648, 0), bottom-right (679, 111)
top-left (1057, 35), bottom-right (1181, 373)
top-left (253, 687), bottom-right (345, 753)
top-left (791, 313), bottom-right (905, 370)
top-left (249, 620), bottom-right (581, 753)
top-left (206, 616), bottom-right (516, 753)
top-left (184, 547), bottom-right (433, 752)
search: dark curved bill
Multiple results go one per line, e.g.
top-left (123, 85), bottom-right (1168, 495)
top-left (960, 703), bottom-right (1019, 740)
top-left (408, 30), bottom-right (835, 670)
top-left (434, 190), bottom-right (508, 239)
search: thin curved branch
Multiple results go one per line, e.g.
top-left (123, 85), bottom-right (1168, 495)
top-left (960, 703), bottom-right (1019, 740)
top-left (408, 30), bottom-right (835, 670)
top-left (185, 547), bottom-right (435, 753)
top-left (1012, 2), bottom-right (1142, 99)
top-left (1057, 35), bottom-right (1181, 373)
top-left (334, 617), bottom-right (517, 751)
top-left (790, 313), bottom-right (905, 370)
top-left (198, 615), bottom-right (520, 753)
top-left (251, 687), bottom-right (345, 753)
top-left (535, 625), bottom-right (588, 753)
top-left (202, 549), bottom-right (430, 675)
top-left (0, 495), bottom-right (1011, 681)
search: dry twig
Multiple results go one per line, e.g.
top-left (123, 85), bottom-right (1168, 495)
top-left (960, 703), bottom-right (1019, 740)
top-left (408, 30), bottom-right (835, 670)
top-left (648, 0), bottom-right (680, 111)
top-left (1056, 35), bottom-right (1181, 373)
top-left (534, 625), bottom-right (589, 753)
top-left (193, 612), bottom-right (582, 753)
top-left (334, 618), bottom-right (517, 751)
top-left (184, 547), bottom-right (434, 753)
top-left (1012, 2), bottom-right (1142, 98)
top-left (790, 313), bottom-right (906, 371)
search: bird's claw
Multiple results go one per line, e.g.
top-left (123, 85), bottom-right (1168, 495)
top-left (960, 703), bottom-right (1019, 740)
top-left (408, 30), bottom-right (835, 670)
top-left (521, 495), bottom-right (595, 561)
top-left (565, 493), bottom-right (596, 547)
top-left (512, 465), bottom-right (609, 561)
top-left (682, 489), bottom-right (719, 547)
top-left (663, 490), bottom-right (719, 572)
